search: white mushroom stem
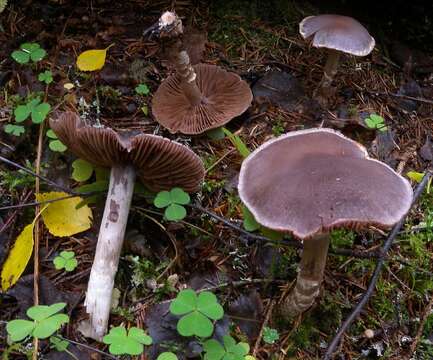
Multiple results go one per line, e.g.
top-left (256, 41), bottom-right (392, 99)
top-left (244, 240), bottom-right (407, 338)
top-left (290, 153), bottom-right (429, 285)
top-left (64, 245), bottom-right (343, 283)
top-left (84, 165), bottom-right (136, 341)
top-left (315, 49), bottom-right (341, 100)
top-left (280, 233), bottom-right (330, 317)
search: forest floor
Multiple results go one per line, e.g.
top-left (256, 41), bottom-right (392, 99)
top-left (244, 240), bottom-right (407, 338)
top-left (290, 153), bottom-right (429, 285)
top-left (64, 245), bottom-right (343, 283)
top-left (0, 0), bottom-right (433, 359)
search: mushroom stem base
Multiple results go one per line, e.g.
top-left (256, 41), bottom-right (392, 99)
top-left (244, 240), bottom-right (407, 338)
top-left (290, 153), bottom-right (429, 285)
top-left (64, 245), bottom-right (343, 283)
top-left (314, 50), bottom-right (340, 105)
top-left (83, 165), bottom-right (136, 341)
top-left (280, 233), bottom-right (330, 317)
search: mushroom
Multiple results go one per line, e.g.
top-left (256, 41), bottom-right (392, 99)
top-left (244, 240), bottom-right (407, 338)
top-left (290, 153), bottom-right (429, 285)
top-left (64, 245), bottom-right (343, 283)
top-left (299, 15), bottom-right (375, 104)
top-left (238, 128), bottom-right (413, 316)
top-left (151, 12), bottom-right (253, 134)
top-left (50, 112), bottom-right (205, 340)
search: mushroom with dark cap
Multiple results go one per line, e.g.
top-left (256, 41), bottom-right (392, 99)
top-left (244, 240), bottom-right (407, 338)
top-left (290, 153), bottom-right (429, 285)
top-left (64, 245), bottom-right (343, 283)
top-left (151, 11), bottom-right (253, 135)
top-left (50, 112), bottom-right (205, 340)
top-left (238, 128), bottom-right (413, 316)
top-left (299, 15), bottom-right (375, 104)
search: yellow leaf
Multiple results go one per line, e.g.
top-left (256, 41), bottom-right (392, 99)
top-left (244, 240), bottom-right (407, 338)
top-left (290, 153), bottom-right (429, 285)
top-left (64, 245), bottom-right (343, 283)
top-left (35, 192), bottom-right (92, 237)
top-left (407, 171), bottom-right (424, 183)
top-left (76, 44), bottom-right (113, 72)
top-left (1, 224), bottom-right (34, 291)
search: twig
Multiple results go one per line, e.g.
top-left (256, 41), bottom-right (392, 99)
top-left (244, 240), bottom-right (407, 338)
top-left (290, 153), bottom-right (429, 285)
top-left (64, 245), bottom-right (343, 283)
top-left (253, 299), bottom-right (275, 356)
top-left (324, 170), bottom-right (432, 360)
top-left (366, 90), bottom-right (433, 105)
top-left (0, 155), bottom-right (79, 195)
top-left (53, 335), bottom-right (117, 359)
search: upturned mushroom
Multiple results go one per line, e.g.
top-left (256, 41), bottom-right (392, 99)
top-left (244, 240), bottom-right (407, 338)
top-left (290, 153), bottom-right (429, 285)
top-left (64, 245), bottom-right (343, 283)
top-left (299, 15), bottom-right (375, 104)
top-left (238, 128), bottom-right (413, 316)
top-left (151, 11), bottom-right (253, 135)
top-left (50, 112), bottom-right (205, 340)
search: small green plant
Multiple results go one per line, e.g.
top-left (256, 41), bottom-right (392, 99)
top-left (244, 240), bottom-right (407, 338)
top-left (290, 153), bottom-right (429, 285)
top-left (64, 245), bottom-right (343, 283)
top-left (53, 251), bottom-right (78, 272)
top-left (46, 129), bottom-right (67, 152)
top-left (262, 327), bottom-right (279, 344)
top-left (206, 127), bottom-right (226, 141)
top-left (6, 303), bottom-right (69, 342)
top-left (242, 205), bottom-right (260, 232)
top-left (135, 83), bottom-right (150, 95)
top-left (102, 326), bottom-right (152, 355)
top-left (203, 336), bottom-right (250, 360)
top-left (169, 289), bottom-right (224, 338)
top-left (4, 124), bottom-right (25, 136)
top-left (157, 352), bottom-right (178, 360)
top-left (71, 159), bottom-right (94, 182)
top-left (15, 97), bottom-right (51, 124)
top-left (50, 336), bottom-right (69, 351)
top-left (365, 113), bottom-right (387, 132)
top-left (12, 43), bottom-right (46, 64)
top-left (38, 70), bottom-right (53, 84)
top-left (222, 127), bottom-right (250, 158)
top-left (154, 187), bottom-right (191, 221)
top-left (272, 120), bottom-right (284, 137)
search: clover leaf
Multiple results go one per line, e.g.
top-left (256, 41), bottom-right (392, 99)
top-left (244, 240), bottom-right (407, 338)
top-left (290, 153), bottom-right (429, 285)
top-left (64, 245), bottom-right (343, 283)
top-left (14, 98), bottom-right (51, 124)
top-left (46, 130), bottom-right (67, 152)
top-left (50, 336), bottom-right (69, 351)
top-left (71, 159), bottom-right (94, 182)
top-left (365, 114), bottom-right (387, 132)
top-left (6, 303), bottom-right (69, 342)
top-left (157, 352), bottom-right (178, 360)
top-left (154, 187), bottom-right (190, 221)
top-left (4, 124), bottom-right (25, 136)
top-left (203, 336), bottom-right (250, 360)
top-left (53, 251), bottom-right (78, 272)
top-left (103, 326), bottom-right (152, 355)
top-left (135, 83), bottom-right (150, 95)
top-left (12, 43), bottom-right (46, 64)
top-left (169, 289), bottom-right (224, 338)
top-left (263, 327), bottom-right (279, 344)
top-left (39, 70), bottom-right (53, 84)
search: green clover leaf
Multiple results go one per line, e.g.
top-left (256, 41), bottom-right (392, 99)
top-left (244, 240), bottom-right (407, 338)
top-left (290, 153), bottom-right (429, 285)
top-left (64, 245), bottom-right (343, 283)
top-left (14, 98), bottom-right (50, 124)
top-left (53, 251), bottom-right (78, 272)
top-left (365, 114), bottom-right (388, 132)
top-left (14, 103), bottom-right (34, 122)
top-left (50, 336), bottom-right (69, 352)
top-left (103, 326), bottom-right (152, 356)
top-left (31, 102), bottom-right (51, 123)
top-left (12, 43), bottom-right (46, 64)
top-left (169, 289), bottom-right (224, 338)
top-left (262, 327), bottom-right (279, 344)
top-left (157, 353), bottom-right (178, 360)
top-left (38, 70), bottom-right (53, 84)
top-left (49, 140), bottom-right (67, 152)
top-left (71, 159), bottom-right (94, 182)
top-left (203, 336), bottom-right (250, 360)
top-left (7, 302), bottom-right (69, 342)
top-left (154, 187), bottom-right (190, 221)
top-left (135, 83), bottom-right (150, 95)
top-left (4, 124), bottom-right (25, 136)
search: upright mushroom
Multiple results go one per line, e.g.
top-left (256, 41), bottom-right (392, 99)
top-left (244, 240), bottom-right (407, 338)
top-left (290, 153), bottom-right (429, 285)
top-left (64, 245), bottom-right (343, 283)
top-left (50, 112), bottom-right (204, 340)
top-left (299, 15), bottom-right (375, 104)
top-left (238, 128), bottom-right (413, 316)
top-left (151, 11), bottom-right (253, 134)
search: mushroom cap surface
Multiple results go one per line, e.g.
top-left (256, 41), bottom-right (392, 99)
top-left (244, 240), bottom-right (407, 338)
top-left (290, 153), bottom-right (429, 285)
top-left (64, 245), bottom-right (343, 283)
top-left (299, 15), bottom-right (375, 56)
top-left (50, 112), bottom-right (204, 192)
top-left (238, 128), bottom-right (413, 239)
top-left (152, 64), bottom-right (253, 134)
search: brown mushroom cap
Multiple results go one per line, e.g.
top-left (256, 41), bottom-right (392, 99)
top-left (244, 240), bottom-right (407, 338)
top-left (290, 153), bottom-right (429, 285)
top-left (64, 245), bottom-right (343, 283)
top-left (299, 15), bottom-right (375, 56)
top-left (152, 64), bottom-right (253, 134)
top-left (50, 112), bottom-right (204, 192)
top-left (238, 128), bottom-right (413, 239)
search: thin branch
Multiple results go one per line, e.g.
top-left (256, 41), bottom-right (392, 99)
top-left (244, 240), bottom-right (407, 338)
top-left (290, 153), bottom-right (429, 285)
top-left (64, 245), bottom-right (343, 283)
top-left (52, 335), bottom-right (117, 359)
top-left (0, 155), bottom-right (81, 195)
top-left (324, 170), bottom-right (432, 360)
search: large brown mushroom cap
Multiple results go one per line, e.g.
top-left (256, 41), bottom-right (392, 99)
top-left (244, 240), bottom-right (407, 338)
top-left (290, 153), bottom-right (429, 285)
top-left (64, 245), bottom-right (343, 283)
top-left (238, 128), bottom-right (413, 239)
top-left (152, 64), bottom-right (253, 134)
top-left (299, 15), bottom-right (375, 56)
top-left (50, 112), bottom-right (204, 192)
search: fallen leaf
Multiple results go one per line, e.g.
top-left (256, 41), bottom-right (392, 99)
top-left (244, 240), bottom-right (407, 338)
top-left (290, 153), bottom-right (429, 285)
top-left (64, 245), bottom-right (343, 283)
top-left (76, 44), bottom-right (114, 72)
top-left (35, 192), bottom-right (92, 237)
top-left (1, 224), bottom-right (34, 291)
